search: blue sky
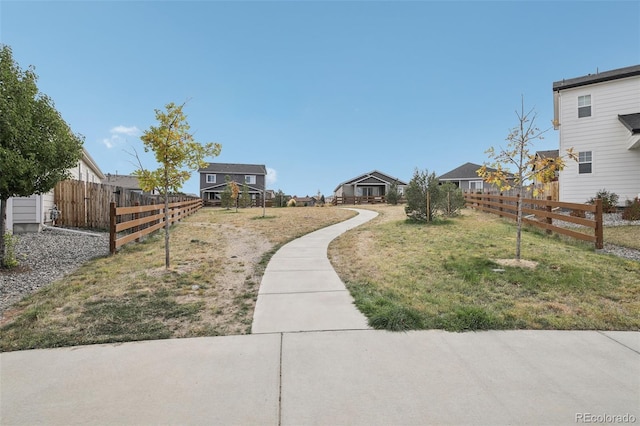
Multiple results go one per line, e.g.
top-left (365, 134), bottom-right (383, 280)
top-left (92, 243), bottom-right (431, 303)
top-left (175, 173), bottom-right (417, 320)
top-left (2, 1), bottom-right (639, 197)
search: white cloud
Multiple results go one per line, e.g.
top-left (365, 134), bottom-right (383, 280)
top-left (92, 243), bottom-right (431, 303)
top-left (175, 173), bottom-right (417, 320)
top-left (101, 125), bottom-right (140, 149)
top-left (266, 167), bottom-right (277, 186)
top-left (111, 125), bottom-right (140, 136)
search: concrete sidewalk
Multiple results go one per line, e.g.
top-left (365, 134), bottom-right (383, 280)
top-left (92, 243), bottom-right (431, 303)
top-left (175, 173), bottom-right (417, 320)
top-left (2, 209), bottom-right (639, 425)
top-left (2, 330), bottom-right (638, 425)
top-left (252, 208), bottom-right (378, 333)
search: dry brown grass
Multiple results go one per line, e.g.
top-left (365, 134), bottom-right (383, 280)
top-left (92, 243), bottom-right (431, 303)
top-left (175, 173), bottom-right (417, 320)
top-left (0, 206), bottom-right (356, 351)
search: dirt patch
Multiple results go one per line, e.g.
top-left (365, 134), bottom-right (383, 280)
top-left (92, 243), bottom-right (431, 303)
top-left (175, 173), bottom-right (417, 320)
top-left (494, 258), bottom-right (539, 269)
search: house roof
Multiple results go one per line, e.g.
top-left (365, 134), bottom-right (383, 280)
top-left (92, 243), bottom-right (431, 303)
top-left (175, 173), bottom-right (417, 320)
top-left (82, 147), bottom-right (106, 180)
top-left (438, 162), bottom-right (486, 180)
top-left (618, 113), bottom-right (640, 134)
top-left (199, 163), bottom-right (266, 175)
top-left (333, 170), bottom-right (408, 192)
top-left (552, 64), bottom-right (640, 92)
top-left (102, 174), bottom-right (141, 189)
top-left (535, 150), bottom-right (559, 159)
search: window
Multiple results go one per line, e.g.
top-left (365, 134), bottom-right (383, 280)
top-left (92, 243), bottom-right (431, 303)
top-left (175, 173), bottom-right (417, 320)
top-left (578, 95), bottom-right (591, 118)
top-left (245, 175), bottom-right (256, 185)
top-left (578, 151), bottom-right (592, 174)
top-left (469, 181), bottom-right (484, 191)
top-left (206, 174), bottom-right (216, 184)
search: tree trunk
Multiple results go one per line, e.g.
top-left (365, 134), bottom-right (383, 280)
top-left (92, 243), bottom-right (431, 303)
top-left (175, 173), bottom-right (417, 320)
top-left (164, 194), bottom-right (170, 269)
top-left (515, 193), bottom-right (522, 260)
top-left (0, 198), bottom-right (7, 266)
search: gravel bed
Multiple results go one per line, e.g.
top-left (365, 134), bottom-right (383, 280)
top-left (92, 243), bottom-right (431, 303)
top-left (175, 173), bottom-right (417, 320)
top-left (0, 227), bottom-right (109, 315)
top-left (537, 212), bottom-right (640, 262)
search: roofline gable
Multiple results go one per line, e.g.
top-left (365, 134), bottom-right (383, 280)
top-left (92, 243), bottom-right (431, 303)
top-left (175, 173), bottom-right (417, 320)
top-left (553, 64), bottom-right (640, 92)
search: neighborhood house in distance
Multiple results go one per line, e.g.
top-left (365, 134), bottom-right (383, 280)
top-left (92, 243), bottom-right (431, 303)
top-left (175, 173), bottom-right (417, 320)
top-left (438, 162), bottom-right (513, 194)
top-left (553, 64), bottom-right (640, 204)
top-left (333, 170), bottom-right (407, 204)
top-left (199, 163), bottom-right (267, 204)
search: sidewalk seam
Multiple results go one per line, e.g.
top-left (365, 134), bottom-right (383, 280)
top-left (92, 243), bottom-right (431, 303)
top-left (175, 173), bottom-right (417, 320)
top-left (278, 332), bottom-right (283, 426)
top-left (597, 331), bottom-right (640, 355)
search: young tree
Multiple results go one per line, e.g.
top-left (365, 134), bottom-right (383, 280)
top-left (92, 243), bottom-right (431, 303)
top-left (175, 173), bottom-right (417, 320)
top-left (477, 97), bottom-right (574, 260)
top-left (0, 45), bottom-right (83, 266)
top-left (404, 169), bottom-right (439, 222)
top-left (240, 183), bottom-right (251, 208)
top-left (386, 180), bottom-right (400, 205)
top-left (134, 102), bottom-right (221, 269)
top-left (221, 176), bottom-right (233, 209)
top-left (230, 180), bottom-right (240, 212)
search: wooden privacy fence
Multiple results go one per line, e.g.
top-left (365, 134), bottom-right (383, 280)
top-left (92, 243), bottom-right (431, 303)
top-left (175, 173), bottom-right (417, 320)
top-left (55, 180), bottom-right (199, 230)
top-left (109, 199), bottom-right (203, 254)
top-left (464, 193), bottom-right (603, 249)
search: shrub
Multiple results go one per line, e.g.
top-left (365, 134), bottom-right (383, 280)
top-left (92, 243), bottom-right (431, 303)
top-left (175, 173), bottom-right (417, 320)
top-left (622, 197), bottom-right (640, 221)
top-left (437, 182), bottom-right (465, 217)
top-left (588, 189), bottom-right (619, 213)
top-left (386, 181), bottom-right (400, 205)
top-left (2, 233), bottom-right (19, 268)
top-left (404, 168), bottom-right (439, 222)
top-left (287, 198), bottom-right (297, 207)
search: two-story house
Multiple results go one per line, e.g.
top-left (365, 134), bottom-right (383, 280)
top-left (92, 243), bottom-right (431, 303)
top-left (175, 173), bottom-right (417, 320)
top-left (553, 65), bottom-right (640, 204)
top-left (199, 163), bottom-right (267, 203)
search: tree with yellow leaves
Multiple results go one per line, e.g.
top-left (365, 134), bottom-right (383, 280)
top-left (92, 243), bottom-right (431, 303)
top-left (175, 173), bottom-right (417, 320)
top-left (134, 102), bottom-right (221, 268)
top-left (477, 97), bottom-right (575, 260)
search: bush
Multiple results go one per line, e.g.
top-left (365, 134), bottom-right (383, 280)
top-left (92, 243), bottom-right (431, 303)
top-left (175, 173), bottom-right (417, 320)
top-left (588, 189), bottom-right (619, 213)
top-left (2, 233), bottom-right (19, 268)
top-left (287, 198), bottom-right (297, 207)
top-left (622, 197), bottom-right (640, 221)
top-left (386, 181), bottom-right (400, 205)
top-left (437, 182), bottom-right (465, 217)
top-left (404, 168), bottom-right (439, 221)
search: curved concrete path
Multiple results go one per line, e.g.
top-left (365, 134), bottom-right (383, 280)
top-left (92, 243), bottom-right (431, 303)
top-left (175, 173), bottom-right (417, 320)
top-left (252, 208), bottom-right (378, 333)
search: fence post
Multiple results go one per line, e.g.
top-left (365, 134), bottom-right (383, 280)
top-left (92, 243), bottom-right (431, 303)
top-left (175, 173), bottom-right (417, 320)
top-left (545, 196), bottom-right (553, 234)
top-left (133, 201), bottom-right (140, 242)
top-left (595, 198), bottom-right (603, 250)
top-left (109, 202), bottom-right (116, 254)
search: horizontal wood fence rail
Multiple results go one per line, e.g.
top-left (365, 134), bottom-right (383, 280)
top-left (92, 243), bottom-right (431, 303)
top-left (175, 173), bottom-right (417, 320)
top-left (109, 199), bottom-right (203, 254)
top-left (333, 195), bottom-right (388, 205)
top-left (464, 193), bottom-right (603, 249)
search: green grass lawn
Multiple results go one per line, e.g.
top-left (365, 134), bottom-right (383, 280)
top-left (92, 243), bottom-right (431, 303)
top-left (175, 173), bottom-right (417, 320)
top-left (329, 206), bottom-right (640, 332)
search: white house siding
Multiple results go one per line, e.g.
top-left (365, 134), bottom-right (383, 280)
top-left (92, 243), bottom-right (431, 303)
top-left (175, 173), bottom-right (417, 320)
top-left (7, 150), bottom-right (105, 233)
top-left (557, 75), bottom-right (640, 204)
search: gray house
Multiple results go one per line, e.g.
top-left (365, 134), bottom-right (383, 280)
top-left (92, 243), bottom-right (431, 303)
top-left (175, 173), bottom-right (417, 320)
top-left (199, 163), bottom-right (267, 202)
top-left (333, 170), bottom-right (407, 203)
top-left (438, 162), bottom-right (511, 193)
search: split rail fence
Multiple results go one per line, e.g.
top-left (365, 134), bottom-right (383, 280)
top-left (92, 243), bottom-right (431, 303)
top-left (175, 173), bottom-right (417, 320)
top-left (464, 193), bottom-right (603, 249)
top-left (109, 199), bottom-right (203, 254)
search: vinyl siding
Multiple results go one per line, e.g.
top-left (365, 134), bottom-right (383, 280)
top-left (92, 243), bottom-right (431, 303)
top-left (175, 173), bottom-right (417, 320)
top-left (557, 75), bottom-right (640, 204)
top-left (12, 195), bottom-right (38, 223)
